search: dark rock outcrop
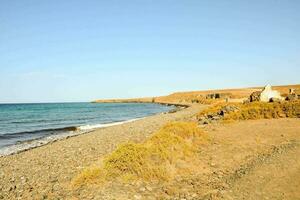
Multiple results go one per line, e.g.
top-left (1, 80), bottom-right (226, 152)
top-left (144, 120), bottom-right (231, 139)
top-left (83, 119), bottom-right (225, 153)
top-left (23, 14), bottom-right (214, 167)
top-left (249, 91), bottom-right (261, 102)
top-left (198, 105), bottom-right (240, 125)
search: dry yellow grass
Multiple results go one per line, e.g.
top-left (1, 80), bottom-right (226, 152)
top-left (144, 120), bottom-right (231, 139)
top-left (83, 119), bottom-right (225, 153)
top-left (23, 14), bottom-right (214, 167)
top-left (72, 122), bottom-right (206, 187)
top-left (224, 101), bottom-right (300, 120)
top-left (197, 101), bottom-right (300, 122)
top-left (72, 166), bottom-right (103, 187)
top-left (197, 102), bottom-right (233, 117)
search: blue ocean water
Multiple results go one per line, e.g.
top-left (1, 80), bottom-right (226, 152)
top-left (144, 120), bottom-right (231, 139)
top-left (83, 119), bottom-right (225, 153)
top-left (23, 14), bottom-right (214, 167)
top-left (0, 103), bottom-right (173, 149)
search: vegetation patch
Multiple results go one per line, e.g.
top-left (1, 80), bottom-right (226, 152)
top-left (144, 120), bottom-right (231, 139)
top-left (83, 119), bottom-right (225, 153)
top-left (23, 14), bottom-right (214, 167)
top-left (72, 122), bottom-right (206, 187)
top-left (197, 100), bottom-right (300, 123)
top-left (72, 166), bottom-right (103, 187)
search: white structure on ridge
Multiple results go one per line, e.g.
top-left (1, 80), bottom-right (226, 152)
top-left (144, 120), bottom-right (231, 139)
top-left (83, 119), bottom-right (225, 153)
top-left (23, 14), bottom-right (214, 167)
top-left (259, 84), bottom-right (284, 102)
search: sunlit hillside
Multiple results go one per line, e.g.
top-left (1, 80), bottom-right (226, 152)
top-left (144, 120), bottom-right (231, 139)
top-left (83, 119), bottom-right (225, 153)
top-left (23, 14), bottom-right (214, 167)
top-left (93, 84), bottom-right (300, 104)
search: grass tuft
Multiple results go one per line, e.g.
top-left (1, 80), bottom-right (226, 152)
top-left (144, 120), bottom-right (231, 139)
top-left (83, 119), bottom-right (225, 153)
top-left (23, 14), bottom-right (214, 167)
top-left (71, 166), bottom-right (103, 187)
top-left (72, 121), bottom-right (206, 186)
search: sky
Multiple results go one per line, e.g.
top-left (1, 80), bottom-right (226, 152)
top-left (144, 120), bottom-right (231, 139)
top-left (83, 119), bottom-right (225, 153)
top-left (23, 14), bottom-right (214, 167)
top-left (0, 0), bottom-right (300, 103)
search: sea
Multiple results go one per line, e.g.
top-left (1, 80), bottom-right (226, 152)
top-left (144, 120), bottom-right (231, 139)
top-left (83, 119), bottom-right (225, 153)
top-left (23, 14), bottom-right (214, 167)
top-left (0, 102), bottom-right (174, 156)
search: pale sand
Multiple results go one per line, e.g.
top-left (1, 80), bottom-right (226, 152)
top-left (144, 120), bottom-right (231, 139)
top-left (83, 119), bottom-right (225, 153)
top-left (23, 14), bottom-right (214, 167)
top-left (0, 104), bottom-right (205, 199)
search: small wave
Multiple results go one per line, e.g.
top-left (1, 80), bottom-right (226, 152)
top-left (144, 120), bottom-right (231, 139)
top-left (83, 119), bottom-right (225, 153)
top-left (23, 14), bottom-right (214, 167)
top-left (0, 117), bottom-right (144, 157)
top-left (0, 126), bottom-right (78, 139)
top-left (10, 117), bottom-right (98, 124)
top-left (10, 119), bottom-right (50, 124)
top-left (78, 118), bottom-right (143, 130)
top-left (0, 130), bottom-right (87, 157)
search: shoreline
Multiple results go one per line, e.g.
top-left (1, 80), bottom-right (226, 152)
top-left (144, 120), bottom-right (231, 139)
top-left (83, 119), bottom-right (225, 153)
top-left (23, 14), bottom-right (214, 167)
top-left (2, 101), bottom-right (299, 199)
top-left (0, 118), bottom-right (141, 157)
top-left (0, 103), bottom-right (186, 157)
top-left (0, 103), bottom-right (204, 199)
top-left (92, 100), bottom-right (191, 108)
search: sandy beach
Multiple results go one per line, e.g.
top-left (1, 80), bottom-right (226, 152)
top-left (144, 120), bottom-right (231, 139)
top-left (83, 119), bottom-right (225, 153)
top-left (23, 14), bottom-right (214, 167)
top-left (1, 101), bottom-right (300, 199)
top-left (0, 104), bottom-right (205, 199)
top-left (2, 0), bottom-right (300, 198)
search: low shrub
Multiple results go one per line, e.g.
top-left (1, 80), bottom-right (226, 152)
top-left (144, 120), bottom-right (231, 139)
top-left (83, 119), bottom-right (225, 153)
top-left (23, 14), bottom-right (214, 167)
top-left (197, 101), bottom-right (300, 122)
top-left (225, 101), bottom-right (300, 120)
top-left (190, 97), bottom-right (219, 105)
top-left (72, 122), bottom-right (205, 187)
top-left (103, 142), bottom-right (170, 181)
top-left (197, 102), bottom-right (232, 117)
top-left (71, 166), bottom-right (103, 187)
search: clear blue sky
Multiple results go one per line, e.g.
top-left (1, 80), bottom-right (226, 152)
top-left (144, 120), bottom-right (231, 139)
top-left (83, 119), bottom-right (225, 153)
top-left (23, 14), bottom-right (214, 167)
top-left (0, 0), bottom-right (299, 103)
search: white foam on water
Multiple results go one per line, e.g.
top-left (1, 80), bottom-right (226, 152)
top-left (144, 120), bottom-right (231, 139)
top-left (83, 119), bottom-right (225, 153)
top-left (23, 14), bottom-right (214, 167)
top-left (0, 117), bottom-right (144, 157)
top-left (78, 118), bottom-right (143, 130)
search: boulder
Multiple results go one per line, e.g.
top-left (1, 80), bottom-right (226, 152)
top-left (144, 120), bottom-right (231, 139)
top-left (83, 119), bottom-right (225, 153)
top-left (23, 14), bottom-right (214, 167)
top-left (198, 104), bottom-right (240, 125)
top-left (219, 105), bottom-right (240, 116)
top-left (286, 94), bottom-right (298, 101)
top-left (206, 93), bottom-right (231, 99)
top-left (259, 85), bottom-right (284, 102)
top-left (289, 88), bottom-right (295, 94)
top-left (249, 85), bottom-right (284, 102)
top-left (249, 91), bottom-right (261, 102)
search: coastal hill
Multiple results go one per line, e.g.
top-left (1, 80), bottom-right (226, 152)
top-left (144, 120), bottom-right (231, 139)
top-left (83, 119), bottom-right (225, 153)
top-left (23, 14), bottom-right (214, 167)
top-left (93, 84), bottom-right (300, 104)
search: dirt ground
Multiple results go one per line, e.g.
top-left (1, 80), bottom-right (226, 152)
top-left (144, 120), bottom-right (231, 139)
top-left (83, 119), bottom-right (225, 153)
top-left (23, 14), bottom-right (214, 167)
top-left (70, 118), bottom-right (300, 200)
top-left (198, 118), bottom-right (300, 200)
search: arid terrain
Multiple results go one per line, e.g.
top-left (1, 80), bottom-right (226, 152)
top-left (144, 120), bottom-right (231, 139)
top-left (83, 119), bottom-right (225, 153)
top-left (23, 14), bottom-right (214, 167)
top-left (93, 84), bottom-right (300, 104)
top-left (1, 85), bottom-right (300, 200)
top-left (2, 0), bottom-right (300, 198)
